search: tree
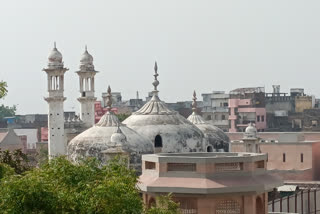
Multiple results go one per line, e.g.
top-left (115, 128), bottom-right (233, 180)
top-left (0, 157), bottom-right (143, 213)
top-left (0, 149), bottom-right (30, 174)
top-left (0, 81), bottom-right (8, 99)
top-left (145, 193), bottom-right (181, 214)
top-left (0, 104), bottom-right (16, 120)
top-left (116, 113), bottom-right (131, 122)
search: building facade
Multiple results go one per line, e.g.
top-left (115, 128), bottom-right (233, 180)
top-left (228, 87), bottom-right (266, 132)
top-left (201, 91), bottom-right (229, 131)
top-left (139, 152), bottom-right (282, 214)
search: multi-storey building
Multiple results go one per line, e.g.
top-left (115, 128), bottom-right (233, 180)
top-left (228, 87), bottom-right (266, 132)
top-left (201, 91), bottom-right (229, 131)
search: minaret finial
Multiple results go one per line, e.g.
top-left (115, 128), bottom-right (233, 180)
top-left (54, 41), bottom-right (57, 49)
top-left (192, 90), bottom-right (197, 113)
top-left (85, 45), bottom-right (88, 52)
top-left (106, 85), bottom-right (112, 111)
top-left (152, 61), bottom-right (159, 95)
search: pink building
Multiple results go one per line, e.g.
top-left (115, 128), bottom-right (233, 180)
top-left (228, 87), bottom-right (267, 132)
top-left (139, 152), bottom-right (282, 214)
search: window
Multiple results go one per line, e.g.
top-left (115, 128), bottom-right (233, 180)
top-left (257, 116), bottom-right (260, 122)
top-left (145, 161), bottom-right (156, 170)
top-left (207, 115), bottom-right (212, 120)
top-left (167, 163), bottom-right (196, 172)
top-left (207, 146), bottom-right (213, 152)
top-left (82, 92), bottom-right (86, 97)
top-left (154, 135), bottom-right (162, 148)
top-left (262, 115), bottom-right (265, 122)
top-left (216, 200), bottom-right (240, 214)
top-left (301, 153), bottom-right (303, 163)
top-left (283, 153), bottom-right (286, 162)
top-left (224, 102), bottom-right (228, 107)
top-left (221, 115), bottom-right (226, 120)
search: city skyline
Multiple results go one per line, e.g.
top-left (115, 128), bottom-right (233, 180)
top-left (2, 0), bottom-right (320, 114)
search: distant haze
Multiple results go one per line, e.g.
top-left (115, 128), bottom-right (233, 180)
top-left (1, 0), bottom-right (320, 114)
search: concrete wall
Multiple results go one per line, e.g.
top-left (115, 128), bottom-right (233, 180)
top-left (295, 96), bottom-right (312, 113)
top-left (230, 142), bottom-right (320, 181)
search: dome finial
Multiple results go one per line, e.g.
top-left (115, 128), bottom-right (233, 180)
top-left (152, 61), bottom-right (159, 95)
top-left (106, 85), bottom-right (112, 111)
top-left (192, 90), bottom-right (197, 113)
top-left (53, 41), bottom-right (57, 50)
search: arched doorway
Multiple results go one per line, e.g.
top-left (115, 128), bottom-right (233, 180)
top-left (154, 135), bottom-right (162, 153)
top-left (256, 196), bottom-right (264, 214)
top-left (148, 197), bottom-right (156, 208)
top-left (155, 135), bottom-right (162, 148)
top-left (207, 146), bottom-right (213, 152)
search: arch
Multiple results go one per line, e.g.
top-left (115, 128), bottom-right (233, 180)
top-left (154, 135), bottom-right (162, 148)
top-left (207, 146), bottom-right (213, 152)
top-left (256, 196), bottom-right (264, 214)
top-left (148, 197), bottom-right (156, 208)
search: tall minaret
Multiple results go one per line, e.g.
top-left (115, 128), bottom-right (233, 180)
top-left (76, 46), bottom-right (97, 127)
top-left (43, 42), bottom-right (68, 157)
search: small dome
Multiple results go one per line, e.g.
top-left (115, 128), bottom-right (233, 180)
top-left (79, 46), bottom-right (94, 71)
top-left (187, 91), bottom-right (229, 152)
top-left (110, 126), bottom-right (127, 145)
top-left (244, 122), bottom-right (257, 139)
top-left (245, 122), bottom-right (257, 133)
top-left (47, 43), bottom-right (63, 68)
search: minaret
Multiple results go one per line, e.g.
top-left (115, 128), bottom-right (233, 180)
top-left (76, 46), bottom-right (97, 127)
top-left (43, 42), bottom-right (68, 157)
top-left (243, 122), bottom-right (260, 153)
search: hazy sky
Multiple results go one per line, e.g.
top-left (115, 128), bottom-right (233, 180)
top-left (1, 1), bottom-right (320, 114)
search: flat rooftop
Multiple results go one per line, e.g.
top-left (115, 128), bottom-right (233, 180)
top-left (142, 152), bottom-right (267, 163)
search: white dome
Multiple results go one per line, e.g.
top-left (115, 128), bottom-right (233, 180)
top-left (123, 95), bottom-right (205, 153)
top-left (68, 110), bottom-right (153, 172)
top-left (47, 43), bottom-right (63, 68)
top-left (79, 47), bottom-right (94, 71)
top-left (187, 112), bottom-right (229, 152)
top-left (244, 123), bottom-right (257, 139)
top-left (110, 127), bottom-right (127, 145)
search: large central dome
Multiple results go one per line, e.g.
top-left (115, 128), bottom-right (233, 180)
top-left (123, 62), bottom-right (205, 153)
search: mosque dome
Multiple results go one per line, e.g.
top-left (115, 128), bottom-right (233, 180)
top-left (123, 62), bottom-right (205, 153)
top-left (79, 46), bottom-right (94, 71)
top-left (67, 86), bottom-right (153, 172)
top-left (244, 122), bottom-right (257, 139)
top-left (47, 42), bottom-right (63, 68)
top-left (187, 91), bottom-right (230, 152)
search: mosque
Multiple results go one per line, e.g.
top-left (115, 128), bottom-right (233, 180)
top-left (43, 44), bottom-right (230, 170)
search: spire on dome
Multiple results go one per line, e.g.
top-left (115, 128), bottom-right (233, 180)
top-left (192, 90), bottom-right (197, 113)
top-left (54, 41), bottom-right (57, 50)
top-left (106, 85), bottom-right (112, 111)
top-left (85, 45), bottom-right (87, 52)
top-left (152, 61), bottom-right (159, 96)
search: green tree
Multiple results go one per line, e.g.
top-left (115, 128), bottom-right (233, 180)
top-left (0, 157), bottom-right (143, 214)
top-left (0, 149), bottom-right (30, 174)
top-left (145, 193), bottom-right (181, 214)
top-left (0, 104), bottom-right (16, 120)
top-left (0, 81), bottom-right (8, 99)
top-left (116, 113), bottom-right (131, 122)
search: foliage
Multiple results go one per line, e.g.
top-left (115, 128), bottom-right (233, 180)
top-left (0, 163), bottom-right (14, 180)
top-left (0, 104), bottom-right (16, 120)
top-left (116, 113), bottom-right (131, 122)
top-left (0, 149), bottom-right (30, 174)
top-left (0, 156), bottom-right (143, 214)
top-left (145, 193), bottom-right (181, 214)
top-left (0, 81), bottom-right (8, 99)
